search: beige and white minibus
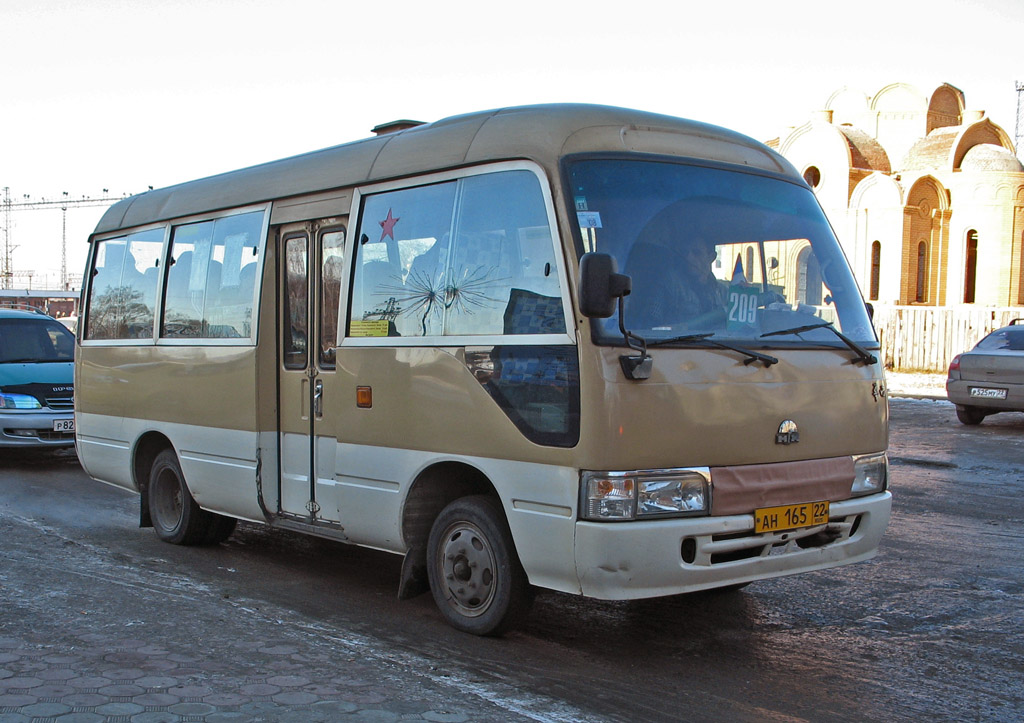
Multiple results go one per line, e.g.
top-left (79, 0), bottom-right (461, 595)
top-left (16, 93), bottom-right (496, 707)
top-left (76, 104), bottom-right (891, 635)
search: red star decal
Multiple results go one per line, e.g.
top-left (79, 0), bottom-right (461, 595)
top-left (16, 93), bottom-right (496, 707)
top-left (379, 208), bottom-right (400, 241)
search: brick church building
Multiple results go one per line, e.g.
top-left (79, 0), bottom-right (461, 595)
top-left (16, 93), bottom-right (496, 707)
top-left (770, 82), bottom-right (1024, 308)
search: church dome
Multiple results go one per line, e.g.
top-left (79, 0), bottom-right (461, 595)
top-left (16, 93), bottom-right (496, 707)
top-left (899, 126), bottom-right (960, 171)
top-left (960, 144), bottom-right (1024, 173)
top-left (836, 125), bottom-right (890, 172)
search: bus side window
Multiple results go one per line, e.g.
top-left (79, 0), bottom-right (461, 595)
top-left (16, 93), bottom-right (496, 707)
top-left (283, 233), bottom-right (308, 368)
top-left (445, 171), bottom-right (564, 336)
top-left (85, 229), bottom-right (163, 341)
top-left (350, 170), bottom-right (563, 339)
top-left (163, 223), bottom-right (208, 338)
top-left (351, 181), bottom-right (456, 338)
top-left (161, 211), bottom-right (263, 340)
top-left (205, 214), bottom-right (262, 338)
top-left (319, 226), bottom-right (346, 364)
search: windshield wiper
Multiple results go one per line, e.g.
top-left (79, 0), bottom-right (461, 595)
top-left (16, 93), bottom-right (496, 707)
top-left (646, 332), bottom-right (715, 345)
top-left (760, 322), bottom-right (877, 365)
top-left (648, 333), bottom-right (778, 367)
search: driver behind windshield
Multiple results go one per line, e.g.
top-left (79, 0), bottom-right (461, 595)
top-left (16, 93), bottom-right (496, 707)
top-left (625, 229), bottom-right (726, 330)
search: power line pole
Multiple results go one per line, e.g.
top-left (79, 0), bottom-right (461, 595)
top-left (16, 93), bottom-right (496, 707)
top-left (1, 191), bottom-right (131, 290)
top-left (1016, 80), bottom-right (1024, 162)
top-left (2, 187), bottom-right (12, 291)
top-left (61, 193), bottom-right (68, 290)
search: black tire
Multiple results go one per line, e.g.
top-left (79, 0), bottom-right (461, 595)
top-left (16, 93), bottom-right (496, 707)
top-left (203, 515), bottom-right (238, 545)
top-left (707, 581), bottom-right (752, 594)
top-left (956, 405), bottom-right (986, 425)
top-left (426, 495), bottom-right (533, 636)
top-left (148, 449), bottom-right (233, 546)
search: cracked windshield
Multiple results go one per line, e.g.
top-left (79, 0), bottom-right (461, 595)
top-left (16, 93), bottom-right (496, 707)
top-left (570, 159), bottom-right (876, 345)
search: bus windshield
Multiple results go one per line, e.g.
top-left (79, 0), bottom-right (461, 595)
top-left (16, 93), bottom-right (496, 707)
top-left (568, 158), bottom-right (876, 345)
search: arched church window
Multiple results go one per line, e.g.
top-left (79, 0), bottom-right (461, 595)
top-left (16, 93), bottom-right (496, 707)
top-left (797, 247), bottom-right (823, 305)
top-left (870, 241), bottom-right (881, 301)
top-left (1020, 231), bottom-right (1024, 305)
top-left (915, 241), bottom-right (928, 303)
top-left (964, 231), bottom-right (978, 304)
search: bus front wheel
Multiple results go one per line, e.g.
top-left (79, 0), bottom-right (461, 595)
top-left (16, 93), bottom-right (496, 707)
top-left (426, 495), bottom-right (532, 636)
top-left (148, 449), bottom-right (233, 545)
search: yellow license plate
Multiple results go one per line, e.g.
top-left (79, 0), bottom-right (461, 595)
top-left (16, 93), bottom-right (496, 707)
top-left (754, 501), bottom-right (829, 534)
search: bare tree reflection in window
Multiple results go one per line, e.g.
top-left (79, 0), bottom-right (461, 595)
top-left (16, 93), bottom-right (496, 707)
top-left (89, 286), bottom-right (151, 339)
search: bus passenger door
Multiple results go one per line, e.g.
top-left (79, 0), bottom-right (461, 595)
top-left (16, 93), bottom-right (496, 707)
top-left (277, 219), bottom-right (346, 521)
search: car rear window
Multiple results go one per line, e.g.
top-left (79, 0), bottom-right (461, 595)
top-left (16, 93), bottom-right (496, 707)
top-left (975, 327), bottom-right (1024, 351)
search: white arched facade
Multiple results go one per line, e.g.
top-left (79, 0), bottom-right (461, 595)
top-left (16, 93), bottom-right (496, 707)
top-left (777, 81), bottom-right (1024, 308)
top-left (849, 173), bottom-right (904, 304)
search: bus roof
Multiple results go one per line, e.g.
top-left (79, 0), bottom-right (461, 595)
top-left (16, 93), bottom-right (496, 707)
top-left (92, 103), bottom-right (799, 236)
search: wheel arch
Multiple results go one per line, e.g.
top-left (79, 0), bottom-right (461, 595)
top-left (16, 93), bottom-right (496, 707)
top-left (397, 460), bottom-right (504, 600)
top-left (132, 431), bottom-right (176, 528)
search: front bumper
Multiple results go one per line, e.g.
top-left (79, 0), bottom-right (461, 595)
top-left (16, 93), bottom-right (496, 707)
top-left (0, 410), bottom-right (75, 447)
top-left (574, 491), bottom-right (892, 599)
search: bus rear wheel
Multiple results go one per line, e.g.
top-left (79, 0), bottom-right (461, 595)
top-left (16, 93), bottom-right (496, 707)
top-left (148, 448), bottom-right (233, 546)
top-left (427, 495), bottom-right (532, 636)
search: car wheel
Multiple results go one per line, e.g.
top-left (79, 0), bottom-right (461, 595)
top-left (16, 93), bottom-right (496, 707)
top-left (427, 495), bottom-right (533, 636)
top-left (955, 405), bottom-right (987, 425)
top-left (148, 448), bottom-right (220, 545)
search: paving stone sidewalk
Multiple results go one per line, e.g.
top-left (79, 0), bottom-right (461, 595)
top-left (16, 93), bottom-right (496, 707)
top-left (0, 630), bottom-right (475, 722)
top-left (0, 512), bottom-right (557, 723)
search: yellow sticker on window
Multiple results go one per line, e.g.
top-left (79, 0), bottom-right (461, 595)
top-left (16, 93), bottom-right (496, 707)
top-left (350, 320), bottom-right (389, 337)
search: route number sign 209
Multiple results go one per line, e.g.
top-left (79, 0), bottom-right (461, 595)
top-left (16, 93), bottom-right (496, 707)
top-left (726, 287), bottom-right (759, 331)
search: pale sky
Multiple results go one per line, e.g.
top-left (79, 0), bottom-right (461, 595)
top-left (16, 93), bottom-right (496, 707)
top-left (2, 0), bottom-right (1022, 289)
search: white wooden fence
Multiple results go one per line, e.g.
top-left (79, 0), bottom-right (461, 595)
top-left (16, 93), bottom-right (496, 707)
top-left (871, 306), bottom-right (1024, 373)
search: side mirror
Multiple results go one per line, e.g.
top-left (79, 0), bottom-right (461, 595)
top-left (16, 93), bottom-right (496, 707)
top-left (579, 252), bottom-right (651, 381)
top-left (579, 252), bottom-right (632, 318)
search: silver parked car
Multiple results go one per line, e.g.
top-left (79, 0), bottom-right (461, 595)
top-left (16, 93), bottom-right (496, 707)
top-left (946, 319), bottom-right (1024, 425)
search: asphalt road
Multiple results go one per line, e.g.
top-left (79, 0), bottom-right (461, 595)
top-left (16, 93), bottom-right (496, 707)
top-left (1, 399), bottom-right (1022, 722)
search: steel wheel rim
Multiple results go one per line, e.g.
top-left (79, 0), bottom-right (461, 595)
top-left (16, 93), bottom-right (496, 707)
top-left (152, 468), bottom-right (183, 533)
top-left (437, 520), bottom-right (497, 617)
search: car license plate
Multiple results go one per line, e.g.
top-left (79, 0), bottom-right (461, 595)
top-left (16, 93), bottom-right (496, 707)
top-left (970, 387), bottom-right (1007, 399)
top-left (754, 501), bottom-right (829, 534)
top-left (53, 419), bottom-right (75, 432)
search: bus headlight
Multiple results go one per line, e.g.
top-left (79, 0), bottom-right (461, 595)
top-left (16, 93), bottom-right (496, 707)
top-left (0, 393), bottom-right (42, 410)
top-left (581, 469), bottom-right (710, 521)
top-left (851, 453), bottom-right (888, 497)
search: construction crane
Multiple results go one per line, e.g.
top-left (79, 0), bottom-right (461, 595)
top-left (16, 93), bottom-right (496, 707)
top-left (1, 188), bottom-right (133, 291)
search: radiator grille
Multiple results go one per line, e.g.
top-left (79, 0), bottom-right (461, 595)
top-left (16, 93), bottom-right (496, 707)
top-left (44, 395), bottom-right (74, 411)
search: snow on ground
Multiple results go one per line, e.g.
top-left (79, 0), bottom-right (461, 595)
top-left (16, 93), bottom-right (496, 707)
top-left (884, 371), bottom-right (948, 399)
